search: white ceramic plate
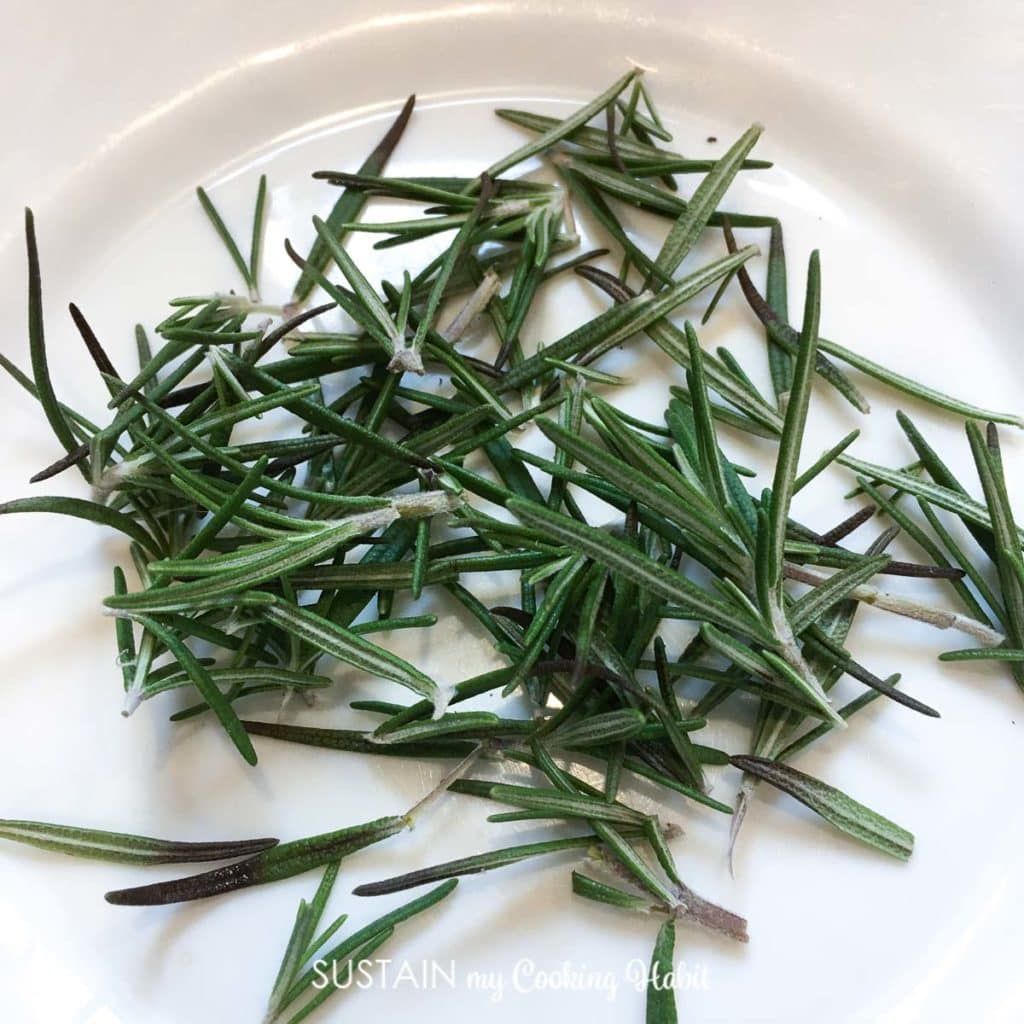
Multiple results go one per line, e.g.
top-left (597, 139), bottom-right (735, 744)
top-left (0, 3), bottom-right (1022, 1022)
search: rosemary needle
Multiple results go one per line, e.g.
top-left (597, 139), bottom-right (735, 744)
top-left (2, 70), bottom-right (1022, 1024)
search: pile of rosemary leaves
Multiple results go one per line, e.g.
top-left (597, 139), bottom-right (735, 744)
top-left (1, 69), bottom-right (1022, 1023)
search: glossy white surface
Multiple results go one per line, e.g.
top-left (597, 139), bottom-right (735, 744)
top-left (0, 3), bottom-right (1021, 1022)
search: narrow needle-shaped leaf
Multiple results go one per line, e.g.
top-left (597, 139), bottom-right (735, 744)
top-left (484, 783), bottom-right (648, 828)
top-left (195, 187), bottom-right (254, 293)
top-left (940, 648), bottom-right (1024, 662)
top-left (501, 248), bottom-right (759, 393)
top-left (105, 816), bottom-right (405, 905)
top-left (837, 455), bottom-right (1024, 544)
top-left (278, 880), bottom-right (458, 1021)
top-left (106, 495), bottom-right (457, 613)
top-left (966, 421), bottom-right (1024, 688)
top-left (24, 210), bottom-right (85, 472)
top-left (649, 124), bottom-right (762, 285)
top-left (646, 919), bottom-right (679, 1024)
top-left (112, 566), bottom-right (136, 691)
top-left (399, 175), bottom-right (496, 373)
top-left (353, 834), bottom-right (608, 896)
top-left (897, 410), bottom-right (997, 559)
top-left (729, 231), bottom-right (1022, 426)
top-left (654, 637), bottom-right (706, 791)
top-left (311, 215), bottom-right (403, 357)
top-left (507, 497), bottom-right (774, 642)
top-left (793, 430), bottom-right (860, 494)
top-left (476, 70), bottom-right (638, 186)
top-left (700, 623), bottom-right (843, 726)
top-left (764, 220), bottom-right (794, 407)
top-left (530, 741), bottom-right (680, 908)
top-left (291, 95), bottom-right (415, 306)
top-left (133, 615), bottom-right (257, 765)
top-left (788, 554), bottom-right (891, 633)
top-left (250, 174), bottom-right (268, 296)
top-left (244, 720), bottom-right (476, 760)
top-left (768, 250), bottom-right (821, 592)
top-left (0, 496), bottom-right (161, 557)
top-left (550, 708), bottom-right (648, 749)
top-left (730, 755), bottom-right (914, 860)
top-left (261, 598), bottom-right (443, 709)
top-left (572, 871), bottom-right (654, 913)
top-left (0, 820), bottom-right (276, 865)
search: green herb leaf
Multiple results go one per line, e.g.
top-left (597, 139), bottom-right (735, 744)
top-left (646, 919), bottom-right (679, 1024)
top-left (24, 210), bottom-right (85, 472)
top-left (0, 819), bottom-right (276, 865)
top-left (650, 124), bottom-right (762, 284)
top-left (507, 497), bottom-right (773, 642)
top-left (730, 755), bottom-right (914, 860)
top-left (291, 96), bottom-right (415, 305)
